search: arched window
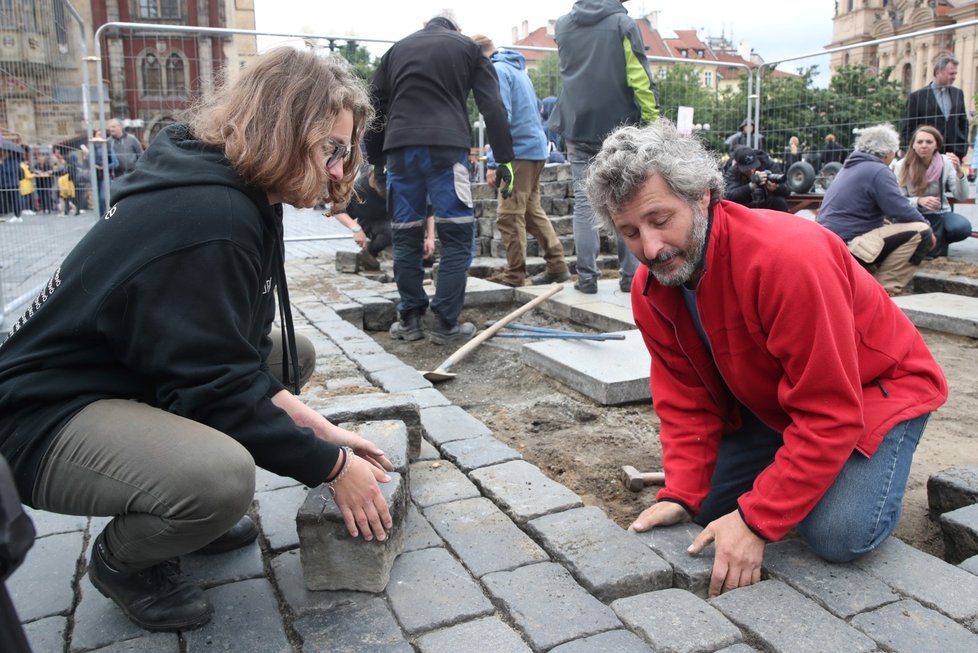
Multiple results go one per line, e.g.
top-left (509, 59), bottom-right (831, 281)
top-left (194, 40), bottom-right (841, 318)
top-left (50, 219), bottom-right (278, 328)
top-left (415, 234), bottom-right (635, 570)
top-left (142, 53), bottom-right (162, 96)
top-left (165, 53), bottom-right (186, 97)
top-left (902, 63), bottom-right (912, 93)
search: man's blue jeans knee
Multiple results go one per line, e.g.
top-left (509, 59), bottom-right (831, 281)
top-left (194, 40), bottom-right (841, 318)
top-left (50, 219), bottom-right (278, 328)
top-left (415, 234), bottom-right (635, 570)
top-left (796, 413), bottom-right (929, 562)
top-left (391, 227), bottom-right (428, 316)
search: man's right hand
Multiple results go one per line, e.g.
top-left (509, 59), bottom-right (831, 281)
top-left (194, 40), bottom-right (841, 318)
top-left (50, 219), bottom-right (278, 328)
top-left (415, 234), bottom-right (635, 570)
top-left (627, 500), bottom-right (691, 532)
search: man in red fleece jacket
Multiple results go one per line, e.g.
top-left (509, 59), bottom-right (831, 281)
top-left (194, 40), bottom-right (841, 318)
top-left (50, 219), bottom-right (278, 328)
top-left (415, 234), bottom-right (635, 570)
top-left (586, 121), bottom-right (948, 598)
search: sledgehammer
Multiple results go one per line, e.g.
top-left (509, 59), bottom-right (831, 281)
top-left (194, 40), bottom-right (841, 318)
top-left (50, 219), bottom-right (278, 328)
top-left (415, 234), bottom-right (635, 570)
top-left (621, 465), bottom-right (666, 492)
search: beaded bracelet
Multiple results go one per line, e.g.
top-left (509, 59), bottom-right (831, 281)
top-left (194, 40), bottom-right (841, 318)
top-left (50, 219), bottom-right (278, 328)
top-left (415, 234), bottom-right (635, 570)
top-left (326, 446), bottom-right (355, 496)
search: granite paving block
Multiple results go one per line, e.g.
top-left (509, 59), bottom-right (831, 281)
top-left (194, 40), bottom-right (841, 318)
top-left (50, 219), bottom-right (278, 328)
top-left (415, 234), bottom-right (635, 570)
top-left (463, 275), bottom-right (517, 305)
top-left (713, 645), bottom-right (763, 653)
top-left (469, 460), bottom-right (583, 525)
top-left (549, 630), bottom-right (653, 653)
top-left (72, 576), bottom-right (151, 651)
top-left (418, 437), bottom-right (441, 461)
top-left (355, 351), bottom-right (404, 374)
top-left (850, 598), bottom-right (978, 653)
top-left (404, 503), bottom-right (442, 552)
top-left (420, 405), bottom-right (493, 446)
top-left (271, 549), bottom-right (369, 618)
top-left (386, 547), bottom-right (494, 635)
top-left (8, 530), bottom-right (84, 622)
top-left (330, 302), bottom-right (364, 327)
top-left (181, 539), bottom-right (265, 589)
top-left (612, 588), bottom-right (743, 653)
top-left (762, 539), bottom-right (899, 618)
top-left (415, 616), bottom-right (532, 653)
top-left (255, 484), bottom-right (308, 551)
top-left (439, 435), bottom-right (522, 472)
top-left (634, 522), bottom-right (714, 597)
top-left (940, 502), bottom-right (978, 564)
top-left (409, 460), bottom-right (482, 508)
top-left (295, 596), bottom-right (413, 652)
top-left (526, 506), bottom-right (672, 601)
top-left (345, 420), bottom-right (409, 474)
top-left (928, 464), bottom-right (978, 516)
top-left (853, 536), bottom-right (978, 621)
top-left (87, 634), bottom-right (179, 652)
top-left (335, 249), bottom-right (359, 273)
top-left (402, 387), bottom-right (452, 409)
top-left (892, 292), bottom-right (978, 337)
top-left (22, 507), bottom-right (87, 538)
top-left (357, 295), bottom-right (397, 331)
top-left (960, 553), bottom-right (978, 576)
top-left (366, 365), bottom-right (434, 393)
top-left (521, 330), bottom-right (648, 405)
top-left (23, 615), bottom-right (67, 653)
top-left (424, 497), bottom-right (549, 577)
top-left (482, 562), bottom-right (622, 651)
top-left (185, 578), bottom-right (290, 652)
top-left (255, 467), bottom-right (301, 493)
top-left (297, 472), bottom-right (407, 592)
top-left (318, 393), bottom-right (422, 460)
top-left (710, 580), bottom-right (876, 653)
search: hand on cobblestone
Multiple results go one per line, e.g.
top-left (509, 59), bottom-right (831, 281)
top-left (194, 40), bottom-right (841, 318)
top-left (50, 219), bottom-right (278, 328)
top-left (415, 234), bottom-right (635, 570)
top-left (689, 510), bottom-right (764, 598)
top-left (627, 500), bottom-right (690, 532)
top-left (332, 455), bottom-right (394, 541)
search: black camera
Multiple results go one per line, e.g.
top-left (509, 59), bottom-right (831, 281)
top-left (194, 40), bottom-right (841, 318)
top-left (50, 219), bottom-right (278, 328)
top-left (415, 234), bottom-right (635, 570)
top-left (751, 171), bottom-right (786, 185)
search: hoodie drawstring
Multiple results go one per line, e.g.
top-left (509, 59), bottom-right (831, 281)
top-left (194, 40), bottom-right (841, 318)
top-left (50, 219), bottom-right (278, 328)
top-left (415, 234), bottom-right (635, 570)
top-left (273, 229), bottom-right (301, 395)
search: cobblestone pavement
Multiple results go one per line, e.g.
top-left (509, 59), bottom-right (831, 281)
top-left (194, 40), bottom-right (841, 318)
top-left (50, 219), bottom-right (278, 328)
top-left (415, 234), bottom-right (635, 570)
top-left (6, 206), bottom-right (978, 652)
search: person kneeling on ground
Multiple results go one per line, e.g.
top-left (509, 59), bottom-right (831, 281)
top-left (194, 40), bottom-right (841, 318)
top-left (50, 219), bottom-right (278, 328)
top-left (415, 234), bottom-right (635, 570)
top-left (586, 120), bottom-right (948, 598)
top-left (0, 48), bottom-right (394, 633)
top-left (817, 123), bottom-right (935, 296)
top-left (723, 145), bottom-right (790, 212)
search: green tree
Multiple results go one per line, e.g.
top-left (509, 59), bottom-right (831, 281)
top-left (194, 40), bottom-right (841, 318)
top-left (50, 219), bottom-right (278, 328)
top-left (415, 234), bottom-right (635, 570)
top-left (336, 40), bottom-right (377, 80)
top-left (527, 53), bottom-right (561, 99)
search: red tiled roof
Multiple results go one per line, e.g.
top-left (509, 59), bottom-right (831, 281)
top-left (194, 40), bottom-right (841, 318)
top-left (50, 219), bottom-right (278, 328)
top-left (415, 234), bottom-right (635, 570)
top-left (511, 26), bottom-right (556, 62)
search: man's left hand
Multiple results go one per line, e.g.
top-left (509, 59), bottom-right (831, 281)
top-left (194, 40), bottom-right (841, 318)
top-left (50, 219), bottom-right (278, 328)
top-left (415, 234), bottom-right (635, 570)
top-left (687, 510), bottom-right (764, 598)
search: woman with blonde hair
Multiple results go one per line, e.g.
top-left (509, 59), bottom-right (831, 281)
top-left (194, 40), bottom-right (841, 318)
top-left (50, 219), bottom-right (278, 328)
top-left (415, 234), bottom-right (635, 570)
top-left (893, 125), bottom-right (972, 256)
top-left (0, 47), bottom-right (393, 632)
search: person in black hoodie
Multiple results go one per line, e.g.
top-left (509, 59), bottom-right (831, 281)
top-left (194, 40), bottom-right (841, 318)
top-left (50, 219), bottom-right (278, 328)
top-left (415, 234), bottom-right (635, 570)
top-left (0, 48), bottom-right (393, 632)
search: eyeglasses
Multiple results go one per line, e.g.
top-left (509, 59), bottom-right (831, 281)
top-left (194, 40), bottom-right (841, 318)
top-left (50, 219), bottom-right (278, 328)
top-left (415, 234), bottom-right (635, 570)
top-left (323, 138), bottom-right (353, 169)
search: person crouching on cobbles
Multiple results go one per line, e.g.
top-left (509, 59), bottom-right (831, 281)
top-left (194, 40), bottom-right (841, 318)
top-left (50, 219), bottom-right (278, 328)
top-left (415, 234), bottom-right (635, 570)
top-left (0, 48), bottom-right (393, 633)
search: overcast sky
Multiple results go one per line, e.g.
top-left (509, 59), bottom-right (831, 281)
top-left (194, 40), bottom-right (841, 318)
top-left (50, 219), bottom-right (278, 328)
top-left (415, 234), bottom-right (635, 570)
top-left (252, 1), bottom-right (836, 71)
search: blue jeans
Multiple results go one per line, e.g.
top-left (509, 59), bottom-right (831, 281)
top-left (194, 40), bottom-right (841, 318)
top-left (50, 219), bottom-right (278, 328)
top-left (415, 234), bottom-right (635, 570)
top-left (926, 211), bottom-right (972, 256)
top-left (695, 410), bottom-right (930, 563)
top-left (388, 146), bottom-right (474, 325)
top-left (566, 140), bottom-right (637, 284)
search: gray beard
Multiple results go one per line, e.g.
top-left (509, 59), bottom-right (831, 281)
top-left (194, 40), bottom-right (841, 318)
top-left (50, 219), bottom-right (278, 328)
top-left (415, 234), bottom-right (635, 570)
top-left (648, 203), bottom-right (709, 287)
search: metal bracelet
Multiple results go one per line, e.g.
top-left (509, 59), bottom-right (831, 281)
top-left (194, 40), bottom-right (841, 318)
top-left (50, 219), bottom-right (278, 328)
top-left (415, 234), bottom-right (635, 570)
top-left (326, 446), bottom-right (355, 496)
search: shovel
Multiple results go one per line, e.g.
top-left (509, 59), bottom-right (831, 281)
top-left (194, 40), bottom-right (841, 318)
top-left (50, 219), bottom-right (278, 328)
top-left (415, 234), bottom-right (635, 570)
top-left (421, 283), bottom-right (564, 382)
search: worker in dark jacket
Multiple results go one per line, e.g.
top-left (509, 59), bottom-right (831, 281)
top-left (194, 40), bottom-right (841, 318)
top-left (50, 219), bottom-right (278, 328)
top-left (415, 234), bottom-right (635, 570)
top-left (366, 11), bottom-right (515, 345)
top-left (723, 146), bottom-right (790, 212)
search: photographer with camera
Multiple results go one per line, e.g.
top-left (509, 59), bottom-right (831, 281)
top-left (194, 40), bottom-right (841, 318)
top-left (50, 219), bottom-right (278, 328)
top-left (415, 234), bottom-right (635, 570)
top-left (723, 145), bottom-right (790, 212)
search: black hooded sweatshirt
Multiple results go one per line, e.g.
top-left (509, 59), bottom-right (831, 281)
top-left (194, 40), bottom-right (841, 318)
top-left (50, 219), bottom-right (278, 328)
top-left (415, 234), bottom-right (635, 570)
top-left (0, 124), bottom-right (339, 501)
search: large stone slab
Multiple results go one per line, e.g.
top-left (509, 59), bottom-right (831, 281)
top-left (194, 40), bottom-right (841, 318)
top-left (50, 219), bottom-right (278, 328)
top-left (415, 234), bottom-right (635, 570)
top-left (470, 460), bottom-right (583, 525)
top-left (409, 460), bottom-right (482, 508)
top-left (891, 292), bottom-right (978, 337)
top-left (297, 472), bottom-right (407, 592)
top-left (521, 330), bottom-right (650, 406)
top-left (317, 393), bottom-right (422, 460)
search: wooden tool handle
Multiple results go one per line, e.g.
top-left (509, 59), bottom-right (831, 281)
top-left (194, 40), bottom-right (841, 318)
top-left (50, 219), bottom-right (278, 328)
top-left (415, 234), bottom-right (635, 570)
top-left (432, 284), bottom-right (564, 374)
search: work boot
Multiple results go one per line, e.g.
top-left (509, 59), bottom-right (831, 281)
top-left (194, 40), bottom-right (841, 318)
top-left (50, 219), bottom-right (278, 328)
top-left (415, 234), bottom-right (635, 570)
top-left (619, 275), bottom-right (634, 293)
top-left (487, 272), bottom-right (522, 288)
top-left (389, 312), bottom-right (424, 341)
top-left (530, 270), bottom-right (570, 285)
top-left (430, 316), bottom-right (476, 345)
top-left (573, 277), bottom-right (598, 294)
top-left (88, 533), bottom-right (213, 632)
top-left (194, 515), bottom-right (259, 555)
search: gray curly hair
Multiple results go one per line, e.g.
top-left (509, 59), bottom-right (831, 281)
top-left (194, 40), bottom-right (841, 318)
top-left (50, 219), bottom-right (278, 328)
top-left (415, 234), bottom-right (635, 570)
top-left (586, 121), bottom-right (724, 229)
top-left (852, 124), bottom-right (900, 159)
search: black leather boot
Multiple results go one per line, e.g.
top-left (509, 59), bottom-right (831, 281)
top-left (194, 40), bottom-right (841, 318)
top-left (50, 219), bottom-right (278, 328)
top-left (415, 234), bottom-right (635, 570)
top-left (88, 533), bottom-right (213, 632)
top-left (194, 515), bottom-right (259, 554)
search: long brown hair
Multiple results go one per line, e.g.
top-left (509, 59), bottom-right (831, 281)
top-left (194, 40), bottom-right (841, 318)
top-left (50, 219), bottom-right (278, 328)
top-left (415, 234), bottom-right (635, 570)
top-left (191, 47), bottom-right (373, 207)
top-left (899, 125), bottom-right (943, 195)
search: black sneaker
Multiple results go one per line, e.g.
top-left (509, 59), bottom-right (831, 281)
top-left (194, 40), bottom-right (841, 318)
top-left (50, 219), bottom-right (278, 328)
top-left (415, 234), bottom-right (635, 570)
top-left (430, 318), bottom-right (476, 345)
top-left (194, 515), bottom-right (259, 554)
top-left (89, 534), bottom-right (213, 632)
top-left (530, 270), bottom-right (571, 285)
top-left (574, 278), bottom-right (598, 294)
top-left (619, 275), bottom-right (633, 293)
top-left (389, 312), bottom-right (424, 341)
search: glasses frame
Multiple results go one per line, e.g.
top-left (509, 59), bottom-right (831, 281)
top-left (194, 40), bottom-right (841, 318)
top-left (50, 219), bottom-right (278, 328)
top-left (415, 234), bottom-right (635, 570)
top-left (324, 138), bottom-right (353, 169)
